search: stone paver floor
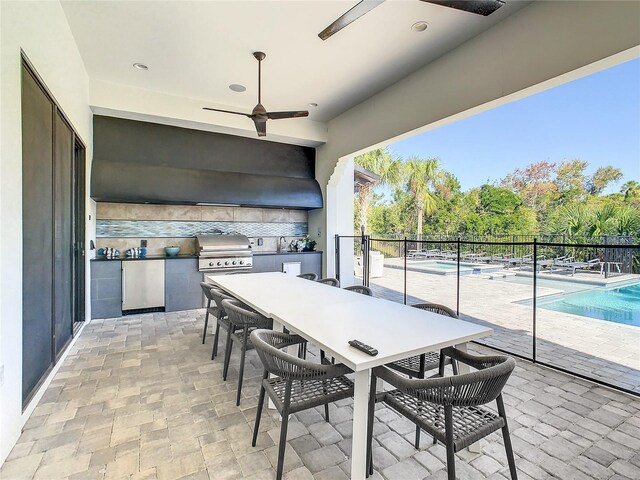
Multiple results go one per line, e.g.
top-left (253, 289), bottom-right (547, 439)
top-left (2, 309), bottom-right (640, 480)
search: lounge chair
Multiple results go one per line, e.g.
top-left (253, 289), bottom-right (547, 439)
top-left (558, 258), bottom-right (602, 276)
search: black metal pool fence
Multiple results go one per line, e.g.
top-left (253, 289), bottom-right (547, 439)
top-left (334, 234), bottom-right (640, 396)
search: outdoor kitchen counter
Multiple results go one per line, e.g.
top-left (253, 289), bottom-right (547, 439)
top-left (91, 254), bottom-right (198, 261)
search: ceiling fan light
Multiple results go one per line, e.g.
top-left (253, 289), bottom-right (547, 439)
top-left (308, 103), bottom-right (318, 108)
top-left (133, 62), bottom-right (148, 70)
top-left (229, 84), bottom-right (246, 92)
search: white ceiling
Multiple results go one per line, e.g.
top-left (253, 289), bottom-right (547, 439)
top-left (61, 0), bottom-right (530, 124)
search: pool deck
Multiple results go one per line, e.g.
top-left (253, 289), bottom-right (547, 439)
top-left (367, 261), bottom-right (640, 394)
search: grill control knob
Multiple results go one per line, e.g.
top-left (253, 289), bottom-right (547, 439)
top-left (217, 261), bottom-right (222, 266)
top-left (232, 261), bottom-right (237, 265)
top-left (225, 261), bottom-right (229, 266)
top-left (209, 262), bottom-right (214, 267)
top-left (239, 260), bottom-right (244, 265)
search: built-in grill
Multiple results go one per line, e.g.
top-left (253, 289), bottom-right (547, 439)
top-left (196, 234), bottom-right (253, 272)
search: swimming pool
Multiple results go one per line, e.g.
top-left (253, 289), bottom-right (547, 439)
top-left (538, 282), bottom-right (640, 327)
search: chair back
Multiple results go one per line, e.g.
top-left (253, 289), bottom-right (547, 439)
top-left (374, 348), bottom-right (515, 407)
top-left (318, 277), bottom-right (340, 287)
top-left (222, 298), bottom-right (271, 329)
top-left (412, 302), bottom-right (457, 318)
top-left (297, 273), bottom-right (318, 281)
top-left (200, 282), bottom-right (217, 302)
top-left (344, 285), bottom-right (373, 296)
top-left (209, 287), bottom-right (234, 315)
top-left (251, 329), bottom-right (347, 380)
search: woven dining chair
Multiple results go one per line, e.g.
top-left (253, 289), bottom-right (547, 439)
top-left (318, 277), bottom-right (340, 287)
top-left (387, 303), bottom-right (460, 448)
top-left (250, 329), bottom-right (354, 480)
top-left (221, 299), bottom-right (273, 406)
top-left (297, 272), bottom-right (318, 281)
top-left (199, 282), bottom-right (219, 344)
top-left (344, 285), bottom-right (373, 296)
top-left (208, 287), bottom-right (236, 361)
top-left (366, 348), bottom-right (517, 480)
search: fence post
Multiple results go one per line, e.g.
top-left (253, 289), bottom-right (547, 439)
top-left (334, 234), bottom-right (340, 281)
top-left (403, 237), bottom-right (407, 305)
top-left (533, 237), bottom-right (537, 363)
top-left (363, 235), bottom-right (370, 287)
top-left (456, 236), bottom-right (461, 316)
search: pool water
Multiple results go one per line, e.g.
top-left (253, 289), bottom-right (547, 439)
top-left (539, 283), bottom-right (640, 327)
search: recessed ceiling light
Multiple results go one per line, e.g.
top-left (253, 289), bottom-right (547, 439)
top-left (133, 63), bottom-right (148, 70)
top-left (308, 103), bottom-right (318, 108)
top-left (229, 84), bottom-right (246, 92)
top-left (411, 21), bottom-right (428, 33)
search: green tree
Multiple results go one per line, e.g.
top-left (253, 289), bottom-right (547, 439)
top-left (354, 149), bottom-right (402, 233)
top-left (479, 185), bottom-right (523, 214)
top-left (403, 158), bottom-right (440, 239)
top-left (555, 159), bottom-right (588, 201)
top-left (587, 166), bottom-right (623, 195)
top-left (621, 180), bottom-right (640, 201)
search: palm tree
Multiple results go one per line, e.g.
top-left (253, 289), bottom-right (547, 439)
top-left (615, 206), bottom-right (640, 236)
top-left (354, 149), bottom-right (402, 234)
top-left (621, 180), bottom-right (640, 200)
top-left (403, 157), bottom-right (440, 239)
top-left (589, 204), bottom-right (618, 236)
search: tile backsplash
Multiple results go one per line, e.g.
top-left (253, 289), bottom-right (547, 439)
top-left (95, 203), bottom-right (311, 256)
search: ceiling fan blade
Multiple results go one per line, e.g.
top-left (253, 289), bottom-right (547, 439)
top-left (319, 0), bottom-right (385, 41)
top-left (253, 118), bottom-right (267, 137)
top-left (421, 0), bottom-right (505, 16)
top-left (203, 107), bottom-right (251, 117)
top-left (267, 111), bottom-right (309, 120)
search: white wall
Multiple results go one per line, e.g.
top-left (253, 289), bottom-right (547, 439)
top-left (310, 0), bottom-right (640, 272)
top-left (0, 0), bottom-right (93, 464)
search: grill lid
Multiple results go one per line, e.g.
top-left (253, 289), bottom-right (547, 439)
top-left (196, 234), bottom-right (251, 254)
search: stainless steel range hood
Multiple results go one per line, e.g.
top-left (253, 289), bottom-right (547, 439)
top-left (90, 116), bottom-right (323, 209)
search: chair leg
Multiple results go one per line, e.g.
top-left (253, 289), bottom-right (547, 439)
top-left (444, 405), bottom-right (456, 480)
top-left (236, 328), bottom-right (249, 406)
top-left (452, 359), bottom-right (459, 375)
top-left (322, 380), bottom-right (330, 422)
top-left (438, 352), bottom-right (446, 377)
top-left (211, 321), bottom-right (220, 360)
top-left (252, 371), bottom-right (269, 447)
top-left (275, 382), bottom-right (292, 480)
top-left (414, 425), bottom-right (421, 449)
top-left (366, 373), bottom-right (377, 478)
top-left (497, 395), bottom-right (518, 479)
top-left (202, 303), bottom-right (210, 344)
top-left (223, 326), bottom-right (233, 381)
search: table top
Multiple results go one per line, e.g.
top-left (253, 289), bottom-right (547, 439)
top-left (207, 272), bottom-right (492, 372)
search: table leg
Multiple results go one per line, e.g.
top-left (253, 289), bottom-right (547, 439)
top-left (456, 342), bottom-right (481, 453)
top-left (351, 369), bottom-right (370, 480)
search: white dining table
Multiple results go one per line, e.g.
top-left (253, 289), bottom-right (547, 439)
top-left (207, 272), bottom-right (492, 479)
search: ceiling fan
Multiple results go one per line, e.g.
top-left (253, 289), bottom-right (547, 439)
top-left (203, 52), bottom-right (308, 137)
top-left (319, 0), bottom-right (505, 41)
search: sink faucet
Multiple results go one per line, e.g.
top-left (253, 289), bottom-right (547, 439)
top-left (278, 236), bottom-right (287, 253)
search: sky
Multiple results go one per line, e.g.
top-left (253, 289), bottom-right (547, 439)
top-left (386, 57), bottom-right (640, 195)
